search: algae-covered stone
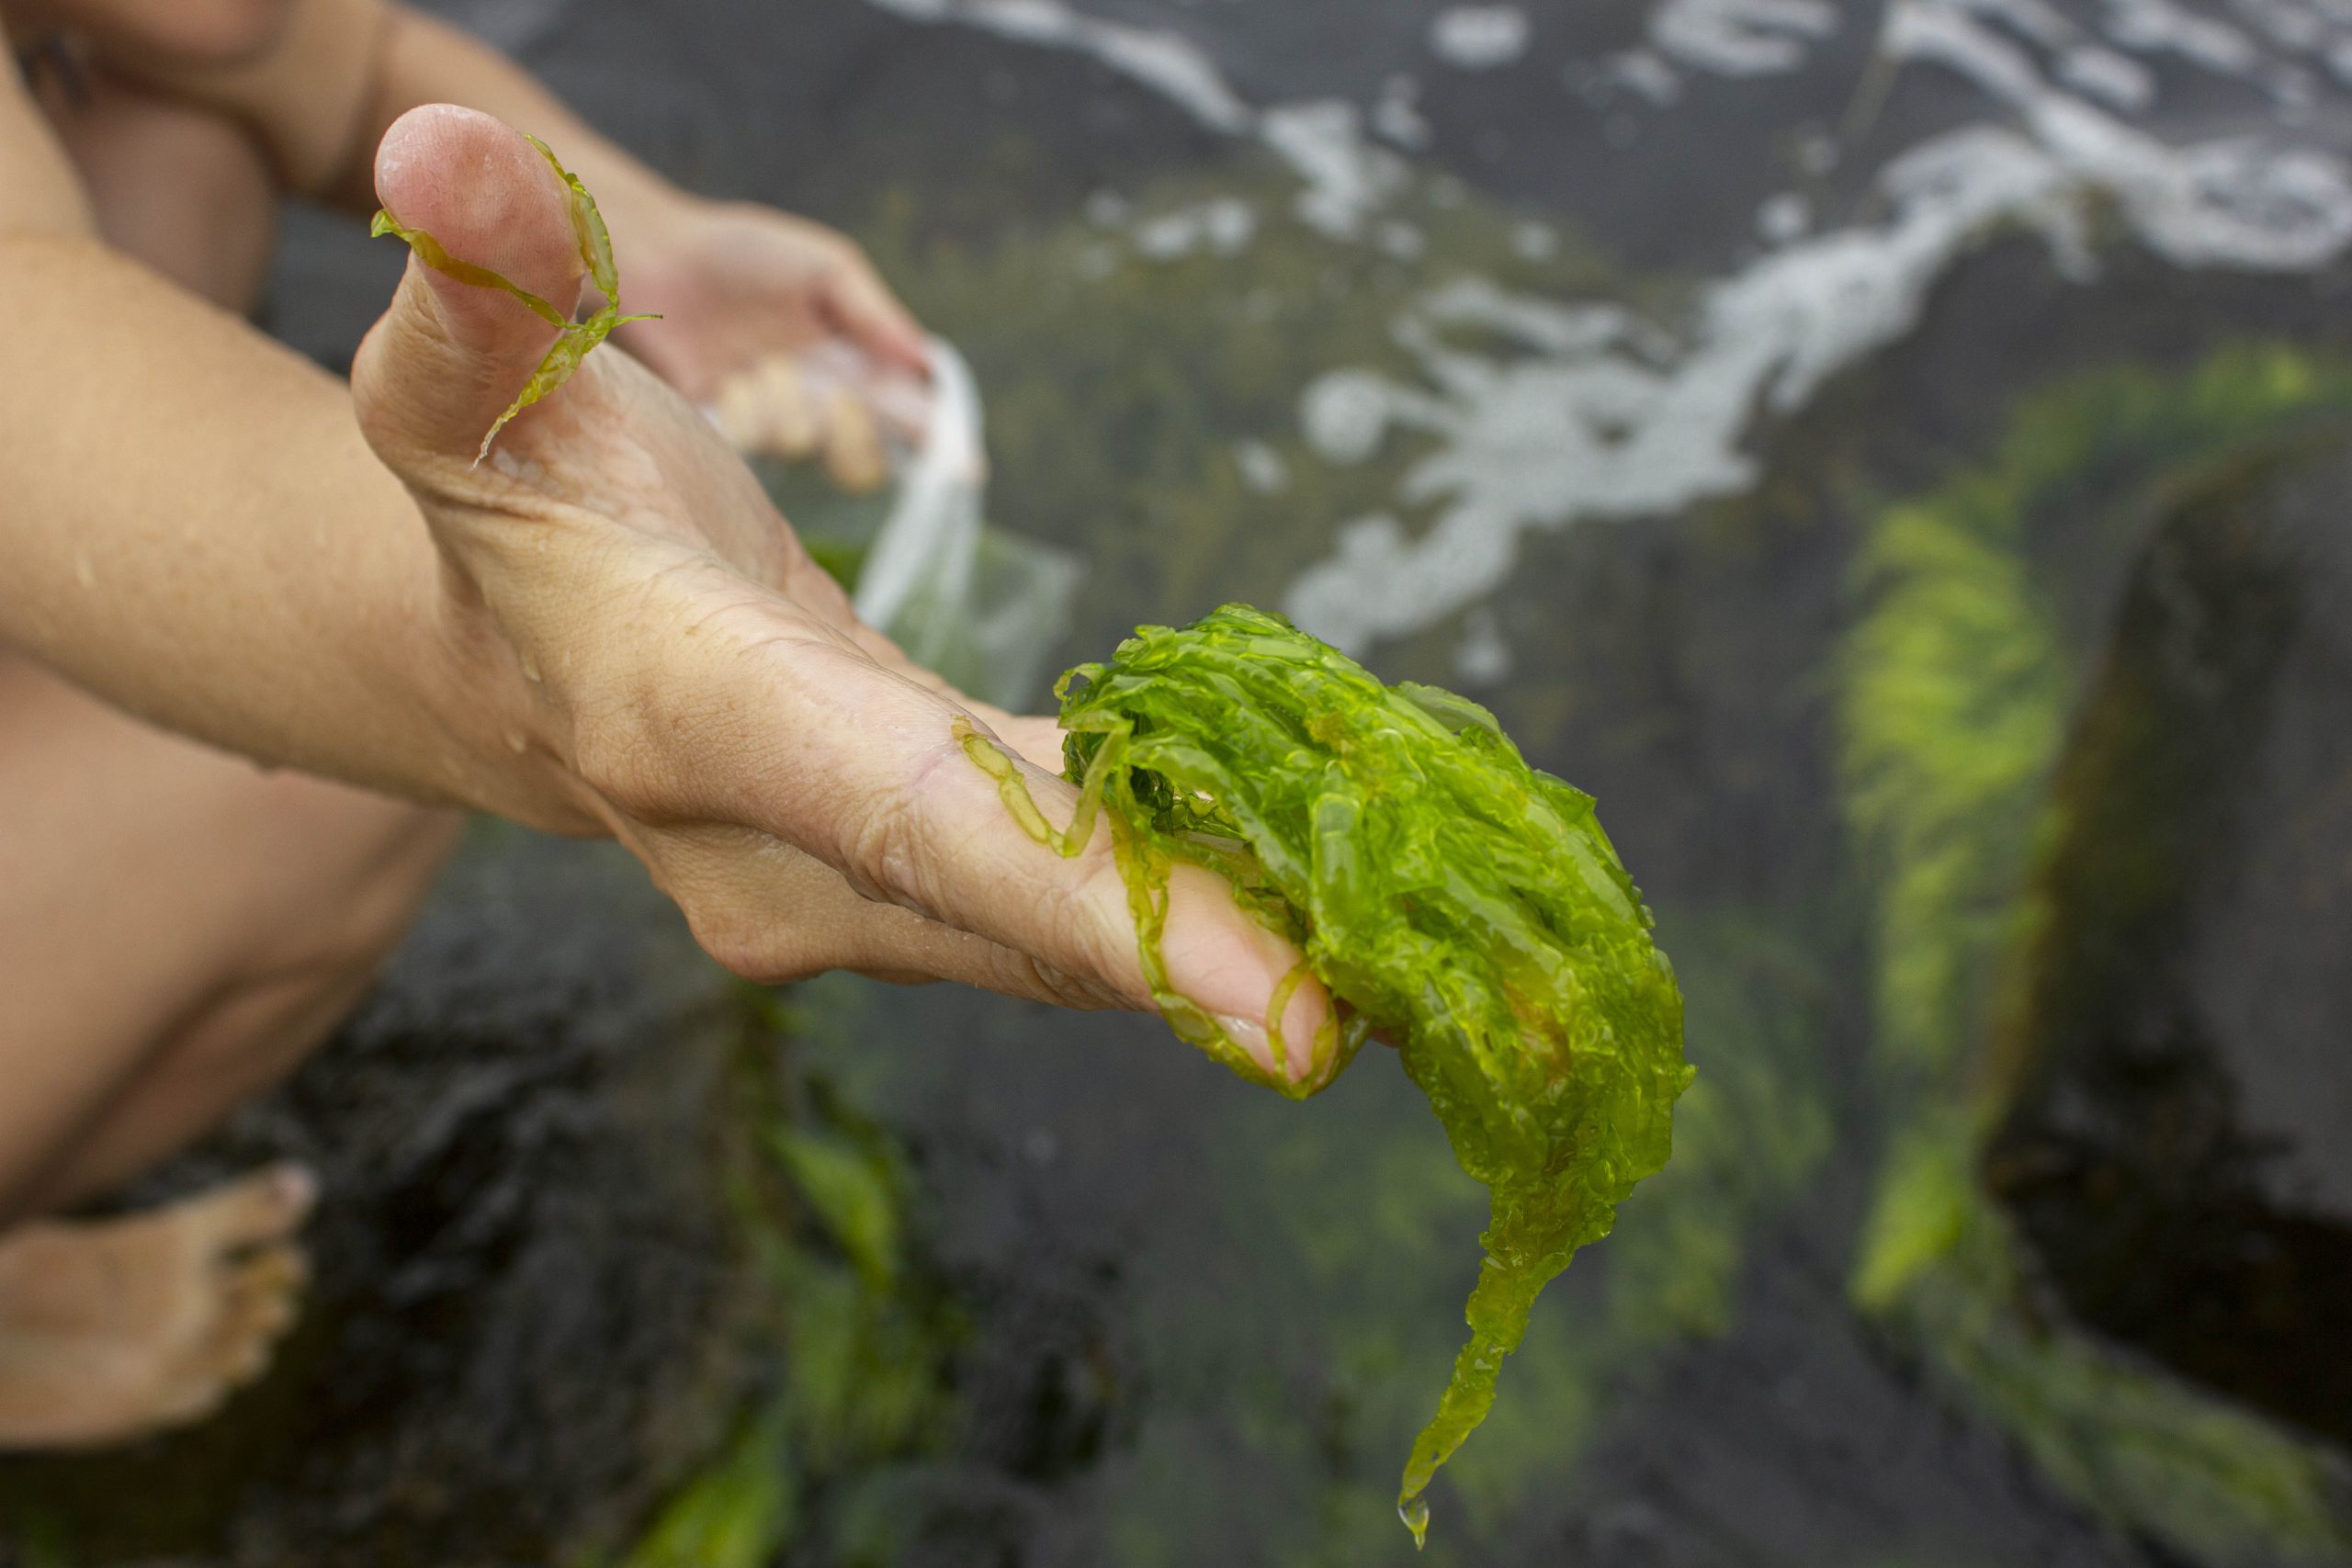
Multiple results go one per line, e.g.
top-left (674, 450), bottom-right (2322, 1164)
top-left (1840, 348), bottom-right (2352, 1566)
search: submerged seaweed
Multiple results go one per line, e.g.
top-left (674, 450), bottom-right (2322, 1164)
top-left (960, 603), bottom-right (1690, 1543)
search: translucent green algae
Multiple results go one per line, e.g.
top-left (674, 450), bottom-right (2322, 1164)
top-left (961, 604), bottom-right (1690, 1543)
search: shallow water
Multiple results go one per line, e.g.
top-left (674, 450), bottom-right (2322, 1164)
top-left (12, 1), bottom-right (2352, 1564)
top-left (646, 3), bottom-right (2352, 1559)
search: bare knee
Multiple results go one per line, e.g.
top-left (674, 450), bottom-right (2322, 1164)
top-left (5, 793), bottom-right (458, 1217)
top-left (40, 70), bottom-right (278, 311)
top-left (43, 0), bottom-right (300, 69)
top-left (0, 660), bottom-right (459, 1215)
top-left (231, 781), bottom-right (460, 987)
top-left (86, 778), bottom-right (458, 1119)
top-left (164, 0), bottom-right (300, 66)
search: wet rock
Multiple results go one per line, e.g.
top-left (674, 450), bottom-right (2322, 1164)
top-left (0, 828), bottom-right (770, 1568)
top-left (1993, 434), bottom-right (2352, 1452)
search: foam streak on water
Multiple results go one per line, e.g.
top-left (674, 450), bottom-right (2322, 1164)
top-left (1430, 6), bottom-right (1532, 72)
top-left (857, 0), bottom-right (1253, 132)
top-left (1287, 0), bottom-right (2352, 658)
top-left (1285, 133), bottom-right (2086, 655)
top-left (1651, 0), bottom-right (1841, 76)
top-left (857, 0), bottom-right (2352, 666)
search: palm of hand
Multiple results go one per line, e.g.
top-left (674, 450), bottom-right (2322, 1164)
top-left (391, 337), bottom-right (1102, 995)
top-left (352, 103), bottom-right (1338, 1087)
top-left (616, 202), bottom-right (929, 400)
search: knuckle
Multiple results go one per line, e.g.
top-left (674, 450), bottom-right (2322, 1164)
top-left (838, 799), bottom-right (929, 915)
top-left (970, 942), bottom-right (1049, 1001)
top-left (567, 705), bottom-right (648, 801)
top-left (831, 752), bottom-right (953, 920)
top-left (571, 700), bottom-right (693, 826)
top-left (1062, 852), bottom-right (1152, 1005)
top-left (1006, 950), bottom-right (1127, 1012)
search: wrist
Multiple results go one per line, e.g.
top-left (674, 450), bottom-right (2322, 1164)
top-left (409, 564), bottom-right (612, 837)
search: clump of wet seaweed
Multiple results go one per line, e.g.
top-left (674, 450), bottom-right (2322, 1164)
top-left (961, 603), bottom-right (1690, 1542)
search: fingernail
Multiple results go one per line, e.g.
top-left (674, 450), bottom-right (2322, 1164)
top-left (1215, 1013), bottom-right (1285, 1083)
top-left (273, 1163), bottom-right (320, 1216)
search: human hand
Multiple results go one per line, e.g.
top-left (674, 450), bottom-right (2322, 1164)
top-left (607, 190), bottom-right (929, 489)
top-left (354, 106), bottom-right (1341, 1093)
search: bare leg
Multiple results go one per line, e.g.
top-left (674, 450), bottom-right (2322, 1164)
top-left (0, 655), bottom-right (459, 1221)
top-left (0, 1170), bottom-right (317, 1448)
top-left (0, 81), bottom-right (459, 1447)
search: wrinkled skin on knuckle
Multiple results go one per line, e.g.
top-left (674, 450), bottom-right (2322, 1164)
top-left (1055, 848), bottom-right (1154, 1009)
top-left (833, 781), bottom-right (943, 920)
top-left (815, 722), bottom-right (975, 918)
top-left (1014, 949), bottom-right (1133, 1012)
top-left (570, 702), bottom-right (684, 826)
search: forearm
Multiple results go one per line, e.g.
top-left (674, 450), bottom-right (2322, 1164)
top-left (0, 235), bottom-right (584, 830)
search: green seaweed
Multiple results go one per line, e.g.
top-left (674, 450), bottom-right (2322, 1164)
top-left (616, 1397), bottom-right (796, 1568)
top-left (962, 603), bottom-right (1690, 1543)
top-left (1840, 347), bottom-right (2352, 1562)
top-left (371, 134), bottom-right (657, 463)
top-left (612, 977), bottom-right (967, 1568)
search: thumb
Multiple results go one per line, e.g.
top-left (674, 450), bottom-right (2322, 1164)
top-left (352, 105), bottom-right (588, 472)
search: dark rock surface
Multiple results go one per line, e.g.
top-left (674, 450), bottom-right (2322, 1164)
top-left (0, 829), bottom-right (767, 1568)
top-left (1995, 434), bottom-right (2352, 1453)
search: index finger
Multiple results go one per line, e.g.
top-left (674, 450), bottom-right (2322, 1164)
top-left (721, 632), bottom-right (1339, 1089)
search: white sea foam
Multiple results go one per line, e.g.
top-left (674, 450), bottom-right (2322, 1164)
top-left (1757, 191), bottom-right (1811, 242)
top-left (1890, 0), bottom-right (2352, 269)
top-left (1650, 0), bottom-right (1840, 76)
top-left (1373, 74), bottom-right (1434, 149)
top-left (2059, 45), bottom-right (2157, 107)
top-left (1235, 440), bottom-right (1291, 494)
top-left (859, 0), bottom-right (1252, 131)
top-left (1281, 0), bottom-right (2352, 652)
top-left (1609, 49), bottom-right (1687, 104)
top-left (2098, 0), bottom-right (2262, 76)
top-left (864, 0), bottom-right (1418, 240)
top-left (1283, 126), bottom-right (2083, 651)
top-left (857, 0), bottom-right (2352, 660)
top-left (1261, 101), bottom-right (1408, 239)
top-left (1430, 6), bottom-right (1532, 71)
top-left (1134, 197), bottom-right (1259, 259)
